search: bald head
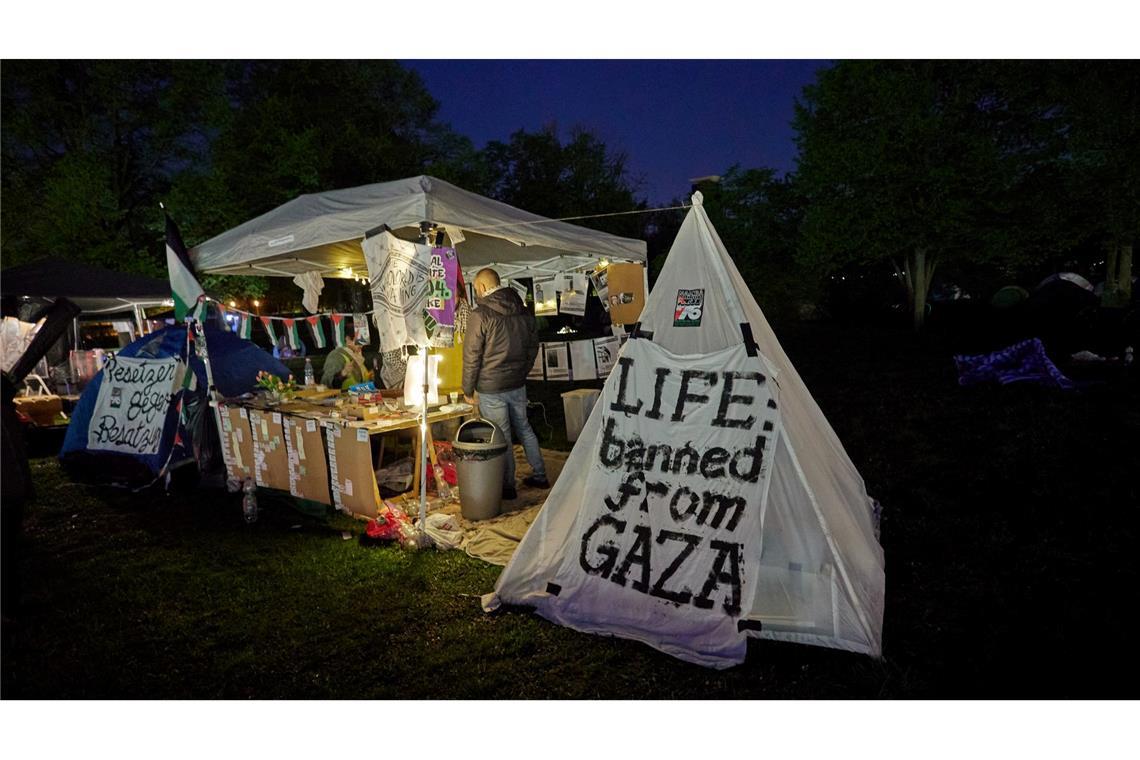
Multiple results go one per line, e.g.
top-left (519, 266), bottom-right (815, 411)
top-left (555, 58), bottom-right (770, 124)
top-left (474, 268), bottom-right (501, 298)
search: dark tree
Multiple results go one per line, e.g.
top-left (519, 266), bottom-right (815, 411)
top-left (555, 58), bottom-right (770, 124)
top-left (793, 61), bottom-right (1029, 330)
top-left (2, 60), bottom-right (225, 275)
top-left (482, 124), bottom-right (647, 240)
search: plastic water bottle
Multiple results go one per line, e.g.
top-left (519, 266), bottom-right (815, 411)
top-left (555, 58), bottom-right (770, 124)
top-left (242, 479), bottom-right (258, 524)
top-left (304, 357), bottom-right (315, 386)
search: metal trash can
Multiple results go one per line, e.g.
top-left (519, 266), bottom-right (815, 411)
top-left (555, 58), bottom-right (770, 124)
top-left (452, 418), bottom-right (509, 521)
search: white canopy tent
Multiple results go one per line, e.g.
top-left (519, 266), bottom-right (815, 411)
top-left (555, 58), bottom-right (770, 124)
top-left (189, 175), bottom-right (648, 542)
top-left (189, 175), bottom-right (647, 281)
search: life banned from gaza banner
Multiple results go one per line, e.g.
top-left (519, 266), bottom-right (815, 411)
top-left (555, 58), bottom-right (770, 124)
top-left (87, 354), bottom-right (180, 455)
top-left (544, 338), bottom-right (779, 666)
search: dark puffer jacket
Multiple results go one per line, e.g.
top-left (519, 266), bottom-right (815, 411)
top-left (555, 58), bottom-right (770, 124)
top-left (462, 287), bottom-right (540, 396)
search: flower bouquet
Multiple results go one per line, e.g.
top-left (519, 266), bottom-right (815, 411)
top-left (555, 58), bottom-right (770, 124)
top-left (255, 371), bottom-right (297, 403)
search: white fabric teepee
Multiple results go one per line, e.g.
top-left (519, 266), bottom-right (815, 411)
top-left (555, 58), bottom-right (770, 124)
top-left (483, 192), bottom-right (885, 669)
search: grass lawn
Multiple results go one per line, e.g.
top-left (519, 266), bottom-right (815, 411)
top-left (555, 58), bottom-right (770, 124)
top-left (3, 322), bottom-right (1137, 698)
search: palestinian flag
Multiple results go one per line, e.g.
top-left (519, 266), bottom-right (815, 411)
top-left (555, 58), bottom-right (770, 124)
top-left (282, 318), bottom-right (301, 350)
top-left (172, 333), bottom-right (200, 449)
top-left (260, 316), bottom-right (278, 344)
top-left (165, 213), bottom-right (205, 321)
top-left (329, 313), bottom-right (347, 346)
top-left (237, 312), bottom-right (252, 340)
top-left (306, 315), bottom-right (327, 349)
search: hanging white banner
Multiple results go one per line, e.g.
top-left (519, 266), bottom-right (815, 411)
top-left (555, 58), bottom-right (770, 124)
top-left (540, 338), bottom-right (779, 666)
top-left (87, 354), bottom-right (181, 455)
top-left (363, 231), bottom-right (431, 350)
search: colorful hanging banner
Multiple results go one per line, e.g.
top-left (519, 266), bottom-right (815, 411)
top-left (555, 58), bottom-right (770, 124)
top-left (260, 316), bottom-right (278, 344)
top-left (329, 313), bottom-right (347, 346)
top-left (306, 315), bottom-right (327, 349)
top-left (353, 313), bottom-right (371, 345)
top-left (427, 246), bottom-right (458, 348)
top-left (237, 313), bottom-right (252, 340)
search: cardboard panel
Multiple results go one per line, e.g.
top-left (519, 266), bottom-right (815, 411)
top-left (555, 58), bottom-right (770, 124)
top-left (249, 408), bottom-right (290, 491)
top-left (606, 262), bottom-right (647, 325)
top-left (218, 405), bottom-right (254, 482)
top-left (324, 423), bottom-right (381, 518)
top-left (283, 415), bottom-right (332, 505)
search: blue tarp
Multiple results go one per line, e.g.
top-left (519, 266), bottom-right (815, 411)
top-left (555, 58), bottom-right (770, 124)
top-left (60, 323), bottom-right (290, 483)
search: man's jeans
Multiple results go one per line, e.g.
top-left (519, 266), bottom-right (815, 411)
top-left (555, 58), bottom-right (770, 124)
top-left (477, 386), bottom-right (547, 488)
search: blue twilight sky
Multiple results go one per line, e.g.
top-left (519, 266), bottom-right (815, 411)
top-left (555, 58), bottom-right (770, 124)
top-left (403, 60), bottom-right (830, 204)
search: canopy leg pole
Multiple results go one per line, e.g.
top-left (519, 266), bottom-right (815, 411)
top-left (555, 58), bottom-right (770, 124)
top-left (133, 304), bottom-right (146, 336)
top-left (418, 346), bottom-right (430, 546)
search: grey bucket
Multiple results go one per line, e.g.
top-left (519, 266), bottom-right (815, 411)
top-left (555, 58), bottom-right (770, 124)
top-left (452, 418), bottom-right (509, 521)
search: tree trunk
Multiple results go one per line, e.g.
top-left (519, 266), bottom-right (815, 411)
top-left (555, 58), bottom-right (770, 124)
top-left (909, 248), bottom-right (932, 332)
top-left (1102, 241), bottom-right (1122, 308)
top-left (1102, 240), bottom-right (1133, 309)
top-left (1119, 243), bottom-right (1133, 301)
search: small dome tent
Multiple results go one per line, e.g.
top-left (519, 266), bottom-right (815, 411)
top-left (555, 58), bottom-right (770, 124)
top-left (60, 321), bottom-right (290, 487)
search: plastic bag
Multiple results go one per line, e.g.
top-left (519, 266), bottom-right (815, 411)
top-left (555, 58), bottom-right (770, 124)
top-left (432, 441), bottom-right (458, 486)
top-left (375, 457), bottom-right (414, 493)
top-left (364, 502), bottom-right (418, 547)
top-left (422, 512), bottom-right (463, 550)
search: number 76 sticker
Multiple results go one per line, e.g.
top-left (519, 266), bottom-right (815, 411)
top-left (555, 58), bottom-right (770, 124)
top-left (673, 289), bottom-right (705, 327)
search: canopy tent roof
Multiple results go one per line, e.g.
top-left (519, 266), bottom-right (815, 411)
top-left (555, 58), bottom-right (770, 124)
top-left (1, 257), bottom-right (171, 314)
top-left (189, 175), bottom-right (647, 281)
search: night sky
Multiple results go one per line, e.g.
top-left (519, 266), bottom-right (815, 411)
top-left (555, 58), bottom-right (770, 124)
top-left (403, 60), bottom-right (830, 204)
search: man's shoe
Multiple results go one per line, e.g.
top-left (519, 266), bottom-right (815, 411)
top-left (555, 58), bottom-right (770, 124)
top-left (523, 475), bottom-right (551, 489)
top-left (502, 486), bottom-right (518, 500)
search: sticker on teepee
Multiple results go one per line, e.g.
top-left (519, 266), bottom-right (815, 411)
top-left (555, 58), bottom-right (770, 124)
top-left (673, 289), bottom-right (705, 326)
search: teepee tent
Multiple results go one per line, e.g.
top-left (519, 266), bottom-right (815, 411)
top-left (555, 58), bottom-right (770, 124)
top-left (484, 192), bottom-right (885, 669)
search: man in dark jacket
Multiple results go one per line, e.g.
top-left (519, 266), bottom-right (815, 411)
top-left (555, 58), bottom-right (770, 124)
top-left (463, 268), bottom-right (549, 499)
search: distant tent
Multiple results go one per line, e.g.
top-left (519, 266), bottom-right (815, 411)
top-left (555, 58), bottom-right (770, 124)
top-left (60, 322), bottom-right (289, 486)
top-left (990, 285), bottom-right (1029, 309)
top-left (1, 257), bottom-right (170, 314)
top-left (484, 193), bottom-right (885, 668)
top-left (1036, 272), bottom-right (1093, 293)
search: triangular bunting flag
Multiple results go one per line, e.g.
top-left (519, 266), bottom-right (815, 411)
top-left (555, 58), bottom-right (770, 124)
top-left (283, 318), bottom-right (301, 350)
top-left (330, 314), bottom-right (346, 346)
top-left (260, 316), bottom-right (278, 344)
top-left (306, 315), bottom-right (327, 349)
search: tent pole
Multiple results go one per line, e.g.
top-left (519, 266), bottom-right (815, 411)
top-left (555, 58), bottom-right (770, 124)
top-left (419, 346), bottom-right (429, 544)
top-left (417, 220), bottom-right (434, 547)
